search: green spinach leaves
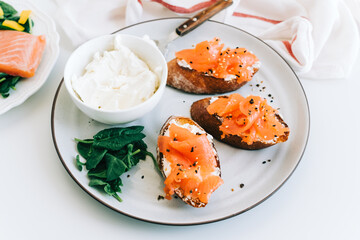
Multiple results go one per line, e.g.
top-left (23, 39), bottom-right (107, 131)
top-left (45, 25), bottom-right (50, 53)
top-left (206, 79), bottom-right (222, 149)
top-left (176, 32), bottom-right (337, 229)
top-left (0, 1), bottom-right (17, 17)
top-left (75, 126), bottom-right (155, 202)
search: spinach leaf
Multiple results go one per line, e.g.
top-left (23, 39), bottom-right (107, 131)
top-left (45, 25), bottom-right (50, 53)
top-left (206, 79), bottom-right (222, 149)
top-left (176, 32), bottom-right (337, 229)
top-left (93, 126), bottom-right (145, 150)
top-left (85, 146), bottom-right (107, 170)
top-left (76, 140), bottom-right (92, 159)
top-left (75, 155), bottom-right (85, 171)
top-left (89, 178), bottom-right (123, 202)
top-left (0, 1), bottom-right (17, 17)
top-left (105, 153), bottom-right (128, 181)
top-left (109, 178), bottom-right (123, 193)
top-left (76, 140), bottom-right (108, 170)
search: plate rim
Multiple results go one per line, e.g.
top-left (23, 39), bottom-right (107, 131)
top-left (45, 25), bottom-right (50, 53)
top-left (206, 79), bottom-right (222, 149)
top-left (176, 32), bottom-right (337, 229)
top-left (51, 17), bottom-right (310, 226)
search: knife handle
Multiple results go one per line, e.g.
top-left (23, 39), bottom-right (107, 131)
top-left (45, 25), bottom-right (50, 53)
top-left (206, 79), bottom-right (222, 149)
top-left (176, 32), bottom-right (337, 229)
top-left (175, 0), bottom-right (233, 36)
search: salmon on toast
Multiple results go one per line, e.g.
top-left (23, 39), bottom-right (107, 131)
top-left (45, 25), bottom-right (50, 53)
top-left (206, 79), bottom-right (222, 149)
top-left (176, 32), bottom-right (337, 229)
top-left (191, 93), bottom-right (290, 150)
top-left (167, 38), bottom-right (260, 94)
top-left (157, 116), bottom-right (223, 208)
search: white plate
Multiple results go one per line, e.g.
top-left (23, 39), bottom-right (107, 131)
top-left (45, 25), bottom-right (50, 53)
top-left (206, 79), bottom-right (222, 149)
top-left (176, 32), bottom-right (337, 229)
top-left (0, 0), bottom-right (59, 115)
top-left (51, 18), bottom-right (309, 225)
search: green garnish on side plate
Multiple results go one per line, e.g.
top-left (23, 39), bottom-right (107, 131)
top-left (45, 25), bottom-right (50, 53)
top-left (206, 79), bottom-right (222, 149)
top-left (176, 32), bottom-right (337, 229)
top-left (75, 126), bottom-right (156, 202)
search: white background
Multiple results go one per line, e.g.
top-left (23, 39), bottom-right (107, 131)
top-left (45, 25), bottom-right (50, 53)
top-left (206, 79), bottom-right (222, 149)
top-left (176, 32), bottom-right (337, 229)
top-left (1, 0), bottom-right (359, 239)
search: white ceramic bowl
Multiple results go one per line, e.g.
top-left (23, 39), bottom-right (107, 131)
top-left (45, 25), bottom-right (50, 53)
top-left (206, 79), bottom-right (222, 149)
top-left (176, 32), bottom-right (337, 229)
top-left (64, 34), bottom-right (167, 125)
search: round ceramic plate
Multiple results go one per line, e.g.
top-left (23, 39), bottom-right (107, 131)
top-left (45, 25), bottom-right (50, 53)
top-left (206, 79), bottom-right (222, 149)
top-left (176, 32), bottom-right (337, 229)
top-left (0, 0), bottom-right (59, 115)
top-left (51, 18), bottom-right (309, 225)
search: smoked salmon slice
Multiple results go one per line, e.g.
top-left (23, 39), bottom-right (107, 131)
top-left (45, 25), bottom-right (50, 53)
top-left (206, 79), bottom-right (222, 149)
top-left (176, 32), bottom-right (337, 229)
top-left (157, 116), bottom-right (223, 207)
top-left (175, 38), bottom-right (260, 84)
top-left (0, 30), bottom-right (46, 78)
top-left (207, 93), bottom-right (290, 146)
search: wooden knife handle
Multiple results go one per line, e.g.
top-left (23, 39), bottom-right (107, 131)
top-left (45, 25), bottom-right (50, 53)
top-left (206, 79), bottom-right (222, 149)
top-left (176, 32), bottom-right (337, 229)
top-left (175, 0), bottom-right (233, 36)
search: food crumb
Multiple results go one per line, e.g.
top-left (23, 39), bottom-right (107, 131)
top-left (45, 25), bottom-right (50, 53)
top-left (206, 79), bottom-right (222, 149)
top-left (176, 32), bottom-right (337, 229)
top-left (240, 183), bottom-right (245, 188)
top-left (127, 174), bottom-right (130, 178)
top-left (157, 195), bottom-right (165, 200)
top-left (268, 159), bottom-right (271, 162)
top-left (262, 161), bottom-right (267, 164)
top-left (141, 175), bottom-right (144, 179)
top-left (231, 188), bottom-right (234, 192)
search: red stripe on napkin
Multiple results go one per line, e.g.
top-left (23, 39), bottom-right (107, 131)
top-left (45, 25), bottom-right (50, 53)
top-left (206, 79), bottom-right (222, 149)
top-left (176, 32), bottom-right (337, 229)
top-left (233, 12), bottom-right (300, 63)
top-left (151, 0), bottom-right (217, 13)
top-left (232, 12), bottom-right (282, 24)
top-left (283, 37), bottom-right (300, 64)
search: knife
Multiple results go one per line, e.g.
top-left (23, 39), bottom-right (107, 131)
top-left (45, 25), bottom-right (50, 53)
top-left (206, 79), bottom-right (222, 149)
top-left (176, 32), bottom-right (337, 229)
top-left (156, 0), bottom-right (233, 56)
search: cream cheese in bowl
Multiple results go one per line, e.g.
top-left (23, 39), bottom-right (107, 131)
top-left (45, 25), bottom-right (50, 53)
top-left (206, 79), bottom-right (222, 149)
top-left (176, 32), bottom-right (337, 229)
top-left (71, 36), bottom-right (159, 110)
top-left (64, 34), bottom-right (167, 124)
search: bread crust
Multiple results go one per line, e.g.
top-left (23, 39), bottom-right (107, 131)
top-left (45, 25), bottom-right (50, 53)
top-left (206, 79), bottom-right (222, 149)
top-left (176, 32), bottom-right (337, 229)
top-left (157, 116), bottom-right (220, 208)
top-left (190, 97), bottom-right (289, 150)
top-left (167, 58), bottom-right (258, 94)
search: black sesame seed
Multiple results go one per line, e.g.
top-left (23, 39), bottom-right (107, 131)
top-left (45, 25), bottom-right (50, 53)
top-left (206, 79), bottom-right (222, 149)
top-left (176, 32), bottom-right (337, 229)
top-left (240, 183), bottom-right (245, 188)
top-left (249, 99), bottom-right (254, 104)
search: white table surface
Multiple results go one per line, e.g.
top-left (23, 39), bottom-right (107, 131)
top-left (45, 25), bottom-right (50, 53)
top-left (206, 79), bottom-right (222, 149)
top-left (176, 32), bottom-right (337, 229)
top-left (1, 1), bottom-right (359, 239)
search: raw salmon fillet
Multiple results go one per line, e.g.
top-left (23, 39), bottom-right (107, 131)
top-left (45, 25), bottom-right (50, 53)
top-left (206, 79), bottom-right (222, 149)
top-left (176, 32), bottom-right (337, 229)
top-left (0, 30), bottom-right (46, 78)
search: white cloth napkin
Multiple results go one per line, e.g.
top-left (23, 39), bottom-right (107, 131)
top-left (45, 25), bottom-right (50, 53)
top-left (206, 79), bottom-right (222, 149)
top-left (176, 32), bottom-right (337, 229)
top-left (55, 0), bottom-right (360, 79)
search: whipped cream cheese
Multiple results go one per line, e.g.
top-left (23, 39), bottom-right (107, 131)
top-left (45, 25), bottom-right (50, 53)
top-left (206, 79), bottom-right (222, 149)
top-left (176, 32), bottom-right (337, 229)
top-left (72, 35), bottom-right (159, 110)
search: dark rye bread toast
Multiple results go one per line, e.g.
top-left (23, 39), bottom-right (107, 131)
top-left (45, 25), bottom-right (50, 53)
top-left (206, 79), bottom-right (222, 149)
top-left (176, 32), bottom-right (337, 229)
top-left (190, 97), bottom-right (289, 150)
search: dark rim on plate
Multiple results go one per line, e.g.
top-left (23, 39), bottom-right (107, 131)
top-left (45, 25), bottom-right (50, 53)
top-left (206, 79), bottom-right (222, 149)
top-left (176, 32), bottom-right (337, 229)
top-left (51, 17), bottom-right (310, 226)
